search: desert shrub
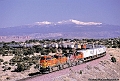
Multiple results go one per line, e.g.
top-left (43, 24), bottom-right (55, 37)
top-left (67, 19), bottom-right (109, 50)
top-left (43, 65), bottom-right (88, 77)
top-left (2, 66), bottom-right (5, 68)
top-left (23, 56), bottom-right (30, 60)
top-left (15, 63), bottom-right (30, 72)
top-left (0, 59), bottom-right (3, 65)
top-left (29, 62), bottom-right (33, 66)
top-left (15, 63), bottom-right (25, 72)
top-left (7, 67), bottom-right (11, 70)
top-left (112, 45), bottom-right (117, 48)
top-left (6, 77), bottom-right (10, 80)
top-left (79, 70), bottom-right (82, 74)
top-left (3, 61), bottom-right (8, 65)
top-left (34, 64), bottom-right (39, 69)
top-left (111, 57), bottom-right (116, 63)
top-left (10, 56), bottom-right (23, 62)
top-left (9, 62), bottom-right (15, 66)
top-left (31, 56), bottom-right (40, 60)
top-left (3, 69), bottom-right (6, 71)
top-left (0, 58), bottom-right (4, 62)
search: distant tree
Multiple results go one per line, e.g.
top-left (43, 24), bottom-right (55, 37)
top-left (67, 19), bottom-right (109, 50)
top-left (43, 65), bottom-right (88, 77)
top-left (33, 45), bottom-right (42, 53)
top-left (64, 39), bottom-right (68, 41)
top-left (59, 38), bottom-right (63, 41)
top-left (13, 49), bottom-right (23, 56)
top-left (11, 41), bottom-right (16, 44)
top-left (51, 39), bottom-right (56, 42)
top-left (50, 48), bottom-right (56, 53)
top-left (25, 40), bottom-right (29, 43)
top-left (44, 49), bottom-right (51, 54)
top-left (112, 45), bottom-right (117, 48)
top-left (3, 43), bottom-right (10, 50)
top-left (62, 49), bottom-right (67, 54)
top-left (0, 48), bottom-right (5, 55)
top-left (23, 48), bottom-right (34, 56)
top-left (10, 56), bottom-right (23, 62)
top-left (23, 56), bottom-right (30, 61)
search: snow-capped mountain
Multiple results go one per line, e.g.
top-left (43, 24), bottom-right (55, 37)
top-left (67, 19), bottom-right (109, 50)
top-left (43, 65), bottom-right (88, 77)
top-left (57, 19), bottom-right (102, 25)
top-left (32, 19), bottom-right (102, 26)
top-left (0, 19), bottom-right (120, 42)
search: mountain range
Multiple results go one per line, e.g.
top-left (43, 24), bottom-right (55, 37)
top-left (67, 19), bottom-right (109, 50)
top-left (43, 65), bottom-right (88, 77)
top-left (0, 19), bottom-right (120, 42)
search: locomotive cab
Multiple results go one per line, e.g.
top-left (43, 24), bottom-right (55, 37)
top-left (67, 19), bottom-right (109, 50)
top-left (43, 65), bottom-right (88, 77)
top-left (39, 55), bottom-right (56, 73)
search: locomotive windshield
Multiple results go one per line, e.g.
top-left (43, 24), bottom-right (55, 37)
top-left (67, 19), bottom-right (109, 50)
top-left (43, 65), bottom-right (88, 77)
top-left (46, 57), bottom-right (51, 60)
top-left (41, 57), bottom-right (45, 60)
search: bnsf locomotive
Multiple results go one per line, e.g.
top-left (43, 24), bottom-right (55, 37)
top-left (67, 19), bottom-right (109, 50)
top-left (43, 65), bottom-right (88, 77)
top-left (39, 44), bottom-right (106, 73)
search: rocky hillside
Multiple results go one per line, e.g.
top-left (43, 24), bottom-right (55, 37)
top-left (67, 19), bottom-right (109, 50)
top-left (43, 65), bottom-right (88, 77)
top-left (53, 48), bottom-right (120, 81)
top-left (0, 48), bottom-right (120, 81)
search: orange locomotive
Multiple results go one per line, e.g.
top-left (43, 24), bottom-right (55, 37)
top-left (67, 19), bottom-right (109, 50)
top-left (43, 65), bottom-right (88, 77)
top-left (39, 52), bottom-right (83, 73)
top-left (39, 54), bottom-right (69, 73)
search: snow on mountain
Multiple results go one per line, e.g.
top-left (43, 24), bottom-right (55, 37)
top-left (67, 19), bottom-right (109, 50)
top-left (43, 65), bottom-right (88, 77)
top-left (33, 19), bottom-right (102, 26)
top-left (57, 19), bottom-right (102, 25)
top-left (34, 21), bottom-right (52, 25)
top-left (57, 20), bottom-right (72, 24)
top-left (70, 19), bottom-right (102, 25)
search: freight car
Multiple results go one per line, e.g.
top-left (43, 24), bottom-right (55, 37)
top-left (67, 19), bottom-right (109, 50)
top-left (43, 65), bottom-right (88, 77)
top-left (39, 44), bottom-right (106, 73)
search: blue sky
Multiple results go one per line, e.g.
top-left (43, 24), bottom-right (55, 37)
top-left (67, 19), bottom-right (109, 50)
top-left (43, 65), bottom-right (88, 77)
top-left (0, 0), bottom-right (120, 28)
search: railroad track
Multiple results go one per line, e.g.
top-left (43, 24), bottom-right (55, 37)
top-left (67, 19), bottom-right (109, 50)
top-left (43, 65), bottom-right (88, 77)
top-left (18, 54), bottom-right (107, 81)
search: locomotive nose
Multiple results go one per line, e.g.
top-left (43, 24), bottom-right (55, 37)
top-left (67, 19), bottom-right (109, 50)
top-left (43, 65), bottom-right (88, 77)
top-left (42, 62), bottom-right (47, 68)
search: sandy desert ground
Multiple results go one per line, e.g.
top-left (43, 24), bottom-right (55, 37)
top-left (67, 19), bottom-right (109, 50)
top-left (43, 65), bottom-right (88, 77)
top-left (0, 48), bottom-right (120, 81)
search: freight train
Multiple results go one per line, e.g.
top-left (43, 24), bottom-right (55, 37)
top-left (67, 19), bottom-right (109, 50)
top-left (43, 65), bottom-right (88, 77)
top-left (39, 44), bottom-right (106, 73)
